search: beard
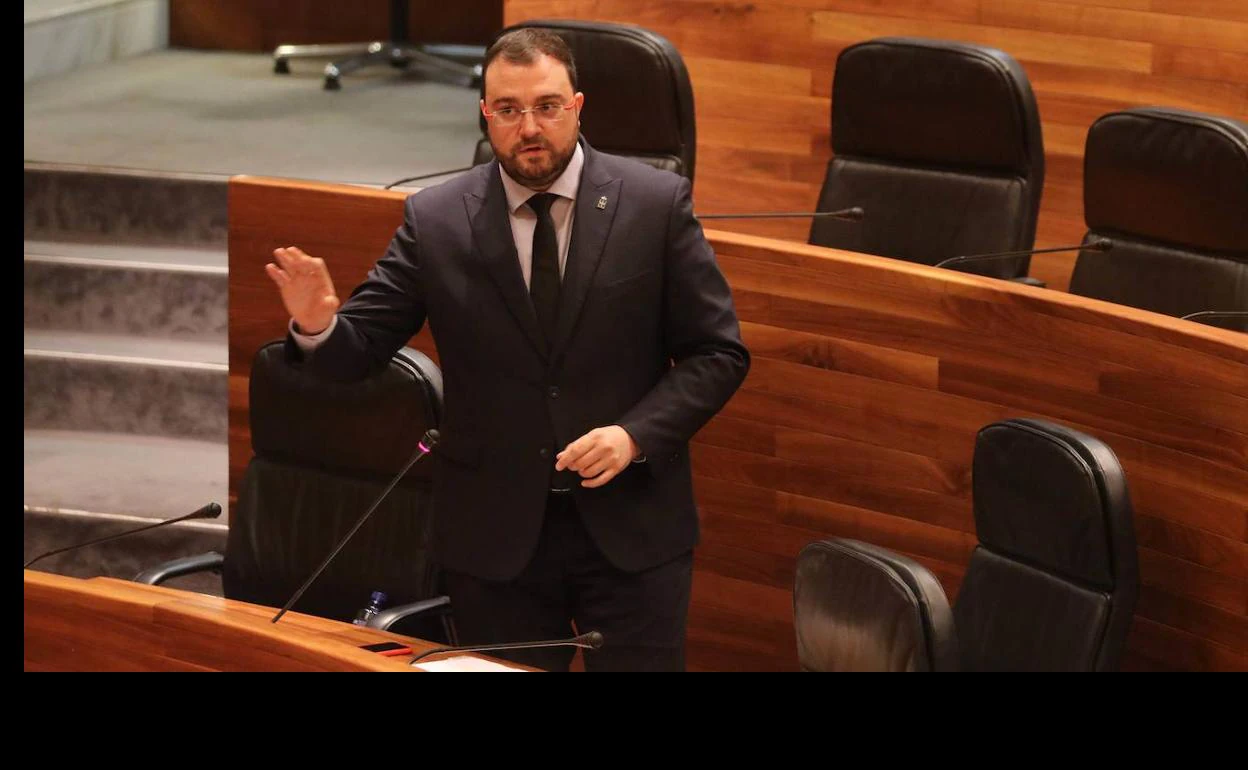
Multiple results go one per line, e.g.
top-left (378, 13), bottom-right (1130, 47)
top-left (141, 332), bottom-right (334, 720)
top-left (495, 134), bottom-right (577, 190)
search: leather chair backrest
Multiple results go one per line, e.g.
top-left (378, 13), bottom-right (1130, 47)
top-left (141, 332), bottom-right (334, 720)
top-left (810, 37), bottom-right (1045, 279)
top-left (223, 340), bottom-right (445, 624)
top-left (473, 19), bottom-right (696, 180)
top-left (1069, 107), bottom-right (1248, 325)
top-left (954, 418), bottom-right (1139, 671)
top-left (795, 538), bottom-right (958, 671)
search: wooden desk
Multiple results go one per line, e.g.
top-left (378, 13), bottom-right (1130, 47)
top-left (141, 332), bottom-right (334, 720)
top-left (24, 570), bottom-right (430, 671)
top-left (228, 175), bottom-right (1247, 671)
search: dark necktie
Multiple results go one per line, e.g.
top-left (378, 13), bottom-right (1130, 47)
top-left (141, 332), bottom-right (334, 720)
top-left (527, 193), bottom-right (561, 347)
top-left (527, 193), bottom-right (577, 491)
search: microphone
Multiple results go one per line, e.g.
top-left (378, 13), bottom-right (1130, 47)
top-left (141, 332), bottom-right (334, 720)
top-left (23, 502), bottom-right (223, 569)
top-left (697, 206), bottom-right (864, 222)
top-left (384, 167), bottom-right (476, 190)
top-left (409, 630), bottom-right (605, 665)
top-left (1181, 310), bottom-right (1247, 328)
top-left (270, 428), bottom-right (441, 623)
top-left (934, 237), bottom-right (1113, 269)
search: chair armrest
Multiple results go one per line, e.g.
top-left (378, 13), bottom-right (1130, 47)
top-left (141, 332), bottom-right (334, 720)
top-left (1009, 276), bottom-right (1047, 288)
top-left (134, 552), bottom-right (224, 585)
top-left (366, 595), bottom-right (451, 631)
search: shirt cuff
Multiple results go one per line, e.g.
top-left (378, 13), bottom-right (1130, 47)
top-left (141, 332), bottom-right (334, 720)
top-left (290, 315), bottom-right (337, 352)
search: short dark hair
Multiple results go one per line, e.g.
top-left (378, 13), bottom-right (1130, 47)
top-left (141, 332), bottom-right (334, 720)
top-left (482, 28), bottom-right (578, 96)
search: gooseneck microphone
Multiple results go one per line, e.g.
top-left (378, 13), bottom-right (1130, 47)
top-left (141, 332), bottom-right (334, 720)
top-left (384, 167), bottom-right (477, 190)
top-left (1181, 310), bottom-right (1248, 332)
top-left (23, 502), bottom-right (223, 569)
top-left (697, 206), bottom-right (864, 222)
top-left (270, 428), bottom-right (441, 623)
top-left (1181, 310), bottom-right (1248, 322)
top-left (409, 629), bottom-right (605, 665)
top-left (934, 237), bottom-right (1113, 269)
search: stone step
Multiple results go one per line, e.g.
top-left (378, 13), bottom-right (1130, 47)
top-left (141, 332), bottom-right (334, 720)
top-left (23, 162), bottom-right (232, 593)
top-left (25, 238), bottom-right (227, 267)
top-left (24, 162), bottom-right (227, 246)
top-left (24, 429), bottom-right (230, 521)
top-left (25, 241), bottom-right (227, 342)
top-left (24, 330), bottom-right (227, 441)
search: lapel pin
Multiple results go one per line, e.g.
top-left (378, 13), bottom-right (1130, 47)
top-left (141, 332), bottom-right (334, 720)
top-left (596, 196), bottom-right (608, 210)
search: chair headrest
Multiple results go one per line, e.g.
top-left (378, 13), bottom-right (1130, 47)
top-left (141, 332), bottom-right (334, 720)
top-left (249, 341), bottom-right (442, 481)
top-left (479, 19), bottom-right (695, 179)
top-left (1084, 107), bottom-right (1248, 258)
top-left (794, 538), bottom-right (957, 672)
top-left (832, 37), bottom-right (1043, 176)
top-left (972, 419), bottom-right (1133, 590)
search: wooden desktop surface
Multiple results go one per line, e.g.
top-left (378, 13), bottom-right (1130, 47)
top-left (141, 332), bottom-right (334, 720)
top-left (24, 570), bottom-right (429, 671)
top-left (227, 174), bottom-right (1247, 671)
top-left (25, 570), bottom-right (547, 672)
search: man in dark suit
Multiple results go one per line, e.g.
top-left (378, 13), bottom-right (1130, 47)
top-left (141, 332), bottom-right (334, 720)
top-left (265, 28), bottom-right (748, 671)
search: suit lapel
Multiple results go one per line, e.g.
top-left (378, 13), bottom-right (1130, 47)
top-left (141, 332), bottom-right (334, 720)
top-left (550, 146), bottom-right (621, 362)
top-left (466, 164), bottom-right (548, 359)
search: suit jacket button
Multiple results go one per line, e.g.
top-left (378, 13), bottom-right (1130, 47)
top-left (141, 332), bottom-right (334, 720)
top-left (539, 447), bottom-right (551, 459)
top-left (547, 386), bottom-right (560, 399)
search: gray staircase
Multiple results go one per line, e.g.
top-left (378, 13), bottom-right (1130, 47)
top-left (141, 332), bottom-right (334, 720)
top-left (24, 162), bottom-right (230, 594)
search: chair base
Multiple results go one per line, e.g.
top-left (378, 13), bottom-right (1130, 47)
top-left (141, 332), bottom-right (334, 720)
top-left (273, 42), bottom-right (484, 90)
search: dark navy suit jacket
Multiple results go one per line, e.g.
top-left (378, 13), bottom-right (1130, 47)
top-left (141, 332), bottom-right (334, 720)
top-left (293, 140), bottom-right (749, 580)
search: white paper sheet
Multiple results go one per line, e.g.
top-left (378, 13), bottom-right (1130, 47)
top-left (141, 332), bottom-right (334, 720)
top-left (412, 655), bottom-right (530, 672)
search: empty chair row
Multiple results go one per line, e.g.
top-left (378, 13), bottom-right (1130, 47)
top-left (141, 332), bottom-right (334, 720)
top-left (810, 37), bottom-right (1247, 330)
top-left (458, 23), bottom-right (1246, 329)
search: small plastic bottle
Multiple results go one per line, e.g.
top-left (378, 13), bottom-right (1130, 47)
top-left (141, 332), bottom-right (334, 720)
top-left (352, 590), bottom-right (388, 626)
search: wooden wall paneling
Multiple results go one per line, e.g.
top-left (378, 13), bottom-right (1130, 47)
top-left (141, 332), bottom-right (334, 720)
top-left (1153, 48), bottom-right (1248, 85)
top-left (169, 0), bottom-right (272, 50)
top-left (811, 11), bottom-right (1156, 72)
top-left (171, 0), bottom-right (503, 51)
top-left (1137, 547), bottom-right (1246, 616)
top-left (1151, 0), bottom-right (1248, 22)
top-left (1128, 616), bottom-right (1248, 672)
top-left (980, 1), bottom-right (1248, 54)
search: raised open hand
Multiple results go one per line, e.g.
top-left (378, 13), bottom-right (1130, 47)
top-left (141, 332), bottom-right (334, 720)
top-left (265, 246), bottom-right (340, 334)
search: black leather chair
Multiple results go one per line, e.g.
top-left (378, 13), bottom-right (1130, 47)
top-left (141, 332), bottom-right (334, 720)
top-left (955, 418), bottom-right (1139, 671)
top-left (1069, 107), bottom-right (1248, 331)
top-left (136, 340), bottom-right (456, 643)
top-left (472, 19), bottom-right (697, 181)
top-left (273, 0), bottom-right (483, 91)
top-left (810, 37), bottom-right (1046, 282)
top-left (794, 538), bottom-right (958, 672)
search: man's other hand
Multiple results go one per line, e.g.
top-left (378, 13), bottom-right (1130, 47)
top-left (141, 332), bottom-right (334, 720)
top-left (555, 425), bottom-right (642, 489)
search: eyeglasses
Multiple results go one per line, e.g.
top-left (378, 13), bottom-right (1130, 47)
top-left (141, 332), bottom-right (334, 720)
top-left (483, 100), bottom-right (577, 128)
